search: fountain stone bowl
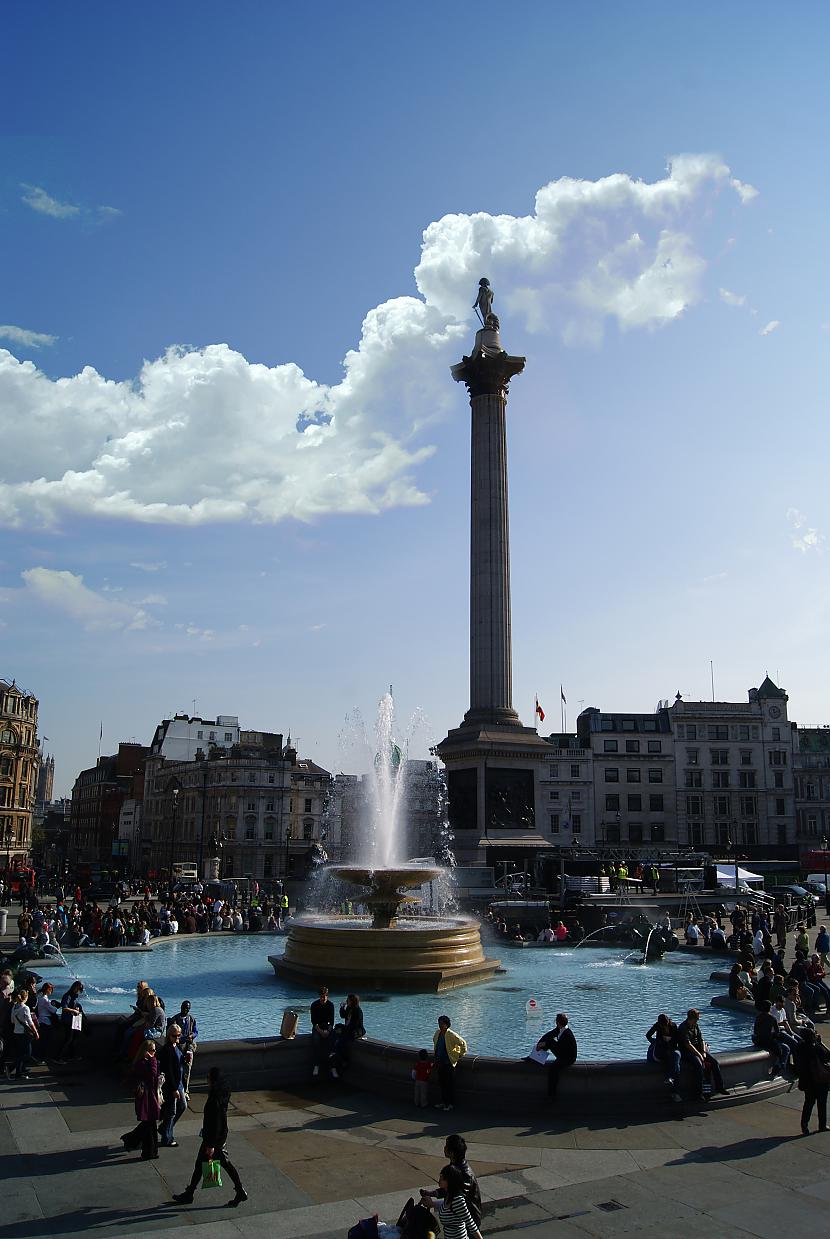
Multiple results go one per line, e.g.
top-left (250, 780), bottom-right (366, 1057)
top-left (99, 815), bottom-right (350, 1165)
top-left (270, 864), bottom-right (501, 994)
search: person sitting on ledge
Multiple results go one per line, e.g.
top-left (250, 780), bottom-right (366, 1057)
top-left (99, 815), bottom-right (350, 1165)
top-left (537, 924), bottom-right (555, 944)
top-left (754, 961), bottom-right (776, 1008)
top-left (753, 999), bottom-right (792, 1077)
top-left (535, 1012), bottom-right (577, 1100)
top-left (728, 962), bottom-right (752, 1002)
top-left (677, 1008), bottom-right (728, 1102)
top-left (646, 1013), bottom-right (682, 1100)
top-left (710, 922), bottom-right (728, 951)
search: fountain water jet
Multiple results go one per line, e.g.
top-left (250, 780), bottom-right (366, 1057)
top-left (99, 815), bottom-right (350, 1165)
top-left (270, 692), bottom-right (500, 992)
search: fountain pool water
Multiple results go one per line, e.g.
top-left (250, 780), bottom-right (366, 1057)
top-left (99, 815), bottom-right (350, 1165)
top-left (68, 934), bottom-right (752, 1060)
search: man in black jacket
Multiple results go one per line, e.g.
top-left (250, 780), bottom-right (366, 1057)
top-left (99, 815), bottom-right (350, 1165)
top-left (173, 1067), bottom-right (247, 1209)
top-left (536, 1013), bottom-right (577, 1098)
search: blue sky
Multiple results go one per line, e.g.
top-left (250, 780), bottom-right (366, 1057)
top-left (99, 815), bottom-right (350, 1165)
top-left (2, 2), bottom-right (829, 794)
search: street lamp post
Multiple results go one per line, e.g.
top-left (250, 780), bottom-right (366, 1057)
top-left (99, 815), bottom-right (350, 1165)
top-left (168, 785), bottom-right (180, 891)
top-left (822, 835), bottom-right (829, 916)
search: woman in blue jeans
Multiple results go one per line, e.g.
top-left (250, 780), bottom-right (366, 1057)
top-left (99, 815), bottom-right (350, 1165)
top-left (646, 1013), bottom-right (682, 1095)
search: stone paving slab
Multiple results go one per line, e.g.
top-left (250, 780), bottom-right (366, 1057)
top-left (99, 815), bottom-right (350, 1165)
top-left (3, 1069), bottom-right (830, 1239)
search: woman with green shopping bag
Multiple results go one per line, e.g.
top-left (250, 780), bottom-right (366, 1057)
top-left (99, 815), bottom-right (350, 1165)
top-left (173, 1067), bottom-right (247, 1209)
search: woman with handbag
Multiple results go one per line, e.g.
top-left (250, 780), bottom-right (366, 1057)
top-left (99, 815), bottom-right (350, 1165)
top-left (794, 1027), bottom-right (830, 1135)
top-left (173, 1067), bottom-right (247, 1209)
top-left (133, 1041), bottom-right (162, 1160)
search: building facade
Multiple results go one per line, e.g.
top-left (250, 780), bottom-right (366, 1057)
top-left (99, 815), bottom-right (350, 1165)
top-left (669, 678), bottom-right (795, 852)
top-left (70, 743), bottom-right (149, 866)
top-left (149, 713), bottom-right (240, 762)
top-left (0, 679), bottom-right (40, 865)
top-left (793, 726), bottom-right (830, 847)
top-left (37, 751), bottom-right (55, 808)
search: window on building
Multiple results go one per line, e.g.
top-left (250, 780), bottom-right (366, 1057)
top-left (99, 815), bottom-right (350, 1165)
top-left (549, 765), bottom-right (559, 779)
top-left (268, 774), bottom-right (275, 784)
top-left (712, 771), bottom-right (730, 788)
top-left (265, 800), bottom-right (274, 812)
top-left (776, 798), bottom-right (786, 815)
top-left (572, 815), bottom-right (581, 833)
top-left (708, 725), bottom-right (728, 740)
top-left (739, 771), bottom-right (756, 789)
top-left (649, 794), bottom-right (664, 812)
top-left (629, 822), bottom-right (643, 843)
top-left (648, 768), bottom-right (663, 784)
top-left (231, 773), bottom-right (237, 783)
top-left (647, 740), bottom-right (662, 753)
top-left (745, 821), bottom-right (758, 845)
top-left (685, 771), bottom-right (703, 788)
top-left (685, 725), bottom-right (697, 740)
top-left (739, 750), bottom-right (752, 766)
top-left (769, 750), bottom-right (787, 767)
top-left (686, 795), bottom-right (703, 815)
top-left (774, 772), bottom-right (784, 789)
top-left (807, 813), bottom-right (818, 835)
top-left (650, 822), bottom-right (665, 842)
top-left (605, 794), bottom-right (620, 811)
top-left (710, 749), bottom-right (729, 765)
top-left (303, 819), bottom-right (314, 840)
top-left (304, 798), bottom-right (313, 813)
top-left (625, 739), bottom-right (640, 754)
top-left (643, 719), bottom-right (657, 732)
top-left (263, 854), bottom-right (273, 877)
top-left (209, 731), bottom-right (215, 740)
top-left (603, 740), bottom-right (618, 753)
top-left (224, 732), bottom-right (233, 741)
top-left (606, 823), bottom-right (621, 843)
top-left (246, 800), bottom-right (255, 811)
top-left (249, 774), bottom-right (256, 783)
top-left (572, 790), bottom-right (582, 801)
top-left (600, 717), bottom-right (613, 731)
top-left (626, 769), bottom-right (641, 783)
top-left (777, 823), bottom-right (787, 845)
top-left (714, 795), bottom-right (729, 816)
top-left (196, 730), bottom-right (203, 739)
top-left (628, 795), bottom-right (642, 811)
top-left (772, 727), bottom-right (781, 741)
top-left (550, 813), bottom-right (560, 833)
top-left (740, 795), bottom-right (757, 817)
top-left (570, 763), bottom-right (580, 778)
top-left (687, 748), bottom-right (699, 765)
top-left (621, 719), bottom-right (636, 731)
top-left (549, 790), bottom-right (559, 800)
top-left (605, 768), bottom-right (619, 782)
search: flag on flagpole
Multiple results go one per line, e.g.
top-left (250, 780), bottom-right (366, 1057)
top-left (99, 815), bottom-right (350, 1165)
top-left (535, 697), bottom-right (545, 723)
top-left (99, 721), bottom-right (103, 741)
top-left (560, 686), bottom-right (567, 705)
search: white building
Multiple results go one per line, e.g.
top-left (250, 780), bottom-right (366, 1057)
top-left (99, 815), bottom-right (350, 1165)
top-left (150, 713), bottom-right (240, 763)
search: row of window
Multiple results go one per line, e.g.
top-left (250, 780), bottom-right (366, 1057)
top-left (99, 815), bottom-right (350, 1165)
top-left (605, 768), bottom-right (663, 783)
top-left (684, 771), bottom-right (775, 789)
top-left (685, 794), bottom-right (760, 816)
top-left (604, 823), bottom-right (666, 843)
top-left (550, 814), bottom-right (581, 833)
top-left (605, 794), bottom-right (664, 812)
top-left (603, 739), bottom-right (663, 754)
top-left (598, 717), bottom-right (660, 732)
top-left (686, 747), bottom-right (787, 766)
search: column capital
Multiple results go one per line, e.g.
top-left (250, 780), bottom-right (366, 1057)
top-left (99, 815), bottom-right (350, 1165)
top-left (451, 349), bottom-right (525, 400)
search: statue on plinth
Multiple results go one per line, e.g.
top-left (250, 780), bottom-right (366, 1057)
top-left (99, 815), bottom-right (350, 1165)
top-left (473, 276), bottom-right (494, 325)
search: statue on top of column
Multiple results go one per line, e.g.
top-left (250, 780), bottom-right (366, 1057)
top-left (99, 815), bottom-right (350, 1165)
top-left (473, 277), bottom-right (494, 325)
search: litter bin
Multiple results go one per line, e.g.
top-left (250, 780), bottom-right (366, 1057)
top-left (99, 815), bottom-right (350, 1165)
top-left (0, 909), bottom-right (7, 935)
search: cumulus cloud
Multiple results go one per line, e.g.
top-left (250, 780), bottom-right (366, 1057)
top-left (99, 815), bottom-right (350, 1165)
top-left (760, 320), bottom-right (780, 336)
top-left (719, 288), bottom-right (746, 308)
top-left (0, 325), bottom-right (57, 349)
top-left (787, 508), bottom-right (824, 554)
top-left (21, 567), bottom-right (155, 629)
top-left (1, 154), bottom-right (754, 529)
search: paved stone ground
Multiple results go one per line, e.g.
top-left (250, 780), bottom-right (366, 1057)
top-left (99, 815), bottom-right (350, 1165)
top-left (2, 1059), bottom-right (830, 1239)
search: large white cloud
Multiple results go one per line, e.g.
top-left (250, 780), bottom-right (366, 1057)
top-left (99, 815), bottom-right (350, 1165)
top-left (0, 155), bottom-right (754, 529)
top-left (20, 567), bottom-right (154, 630)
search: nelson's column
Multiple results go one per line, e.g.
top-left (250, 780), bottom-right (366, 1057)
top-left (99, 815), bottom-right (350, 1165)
top-left (436, 279), bottom-right (551, 868)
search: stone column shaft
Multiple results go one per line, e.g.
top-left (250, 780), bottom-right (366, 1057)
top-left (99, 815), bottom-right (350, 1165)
top-left (469, 391), bottom-right (513, 718)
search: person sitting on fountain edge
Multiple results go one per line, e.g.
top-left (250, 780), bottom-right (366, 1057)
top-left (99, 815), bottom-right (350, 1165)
top-left (310, 986), bottom-right (334, 1078)
top-left (677, 1008), bottom-right (728, 1101)
top-left (535, 1013), bottom-right (577, 1100)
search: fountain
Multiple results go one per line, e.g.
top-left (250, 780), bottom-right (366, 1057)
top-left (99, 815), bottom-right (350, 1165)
top-left (270, 693), bottom-right (500, 992)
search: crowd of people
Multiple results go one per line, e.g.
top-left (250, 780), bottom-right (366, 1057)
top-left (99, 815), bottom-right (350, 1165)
top-left (10, 882), bottom-right (289, 956)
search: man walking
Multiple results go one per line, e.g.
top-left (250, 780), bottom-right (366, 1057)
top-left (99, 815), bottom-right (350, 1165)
top-left (173, 1067), bottom-right (247, 1209)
